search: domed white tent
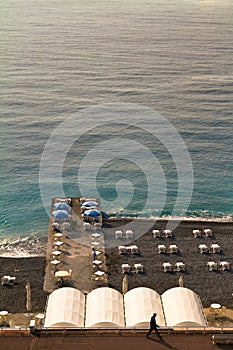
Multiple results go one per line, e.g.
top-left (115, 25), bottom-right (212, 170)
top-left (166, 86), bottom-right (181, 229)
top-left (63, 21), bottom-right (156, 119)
top-left (124, 287), bottom-right (166, 328)
top-left (85, 287), bottom-right (125, 328)
top-left (44, 287), bottom-right (85, 328)
top-left (161, 287), bottom-right (208, 327)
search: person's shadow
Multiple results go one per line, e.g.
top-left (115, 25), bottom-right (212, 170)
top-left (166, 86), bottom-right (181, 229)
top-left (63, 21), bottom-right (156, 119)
top-left (147, 336), bottom-right (178, 350)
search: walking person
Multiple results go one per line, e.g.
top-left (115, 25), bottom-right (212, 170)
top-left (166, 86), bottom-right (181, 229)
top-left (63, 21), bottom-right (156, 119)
top-left (146, 313), bottom-right (161, 338)
top-left (92, 247), bottom-right (96, 261)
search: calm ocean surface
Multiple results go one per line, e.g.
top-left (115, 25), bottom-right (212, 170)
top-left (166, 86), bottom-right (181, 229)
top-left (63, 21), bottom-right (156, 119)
top-left (1, 0), bottom-right (233, 255)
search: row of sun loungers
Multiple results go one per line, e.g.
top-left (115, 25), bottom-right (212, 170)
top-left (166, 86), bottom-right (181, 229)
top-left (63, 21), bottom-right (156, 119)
top-left (162, 262), bottom-right (186, 272)
top-left (121, 263), bottom-right (144, 273)
top-left (207, 261), bottom-right (230, 271)
top-left (153, 228), bottom-right (213, 239)
top-left (162, 261), bottom-right (231, 273)
top-left (199, 243), bottom-right (221, 253)
top-left (152, 229), bottom-right (173, 238)
top-left (157, 243), bottom-right (221, 254)
top-left (122, 260), bottom-right (231, 274)
top-left (193, 228), bottom-right (213, 238)
top-left (115, 230), bottom-right (134, 239)
top-left (118, 245), bottom-right (139, 255)
top-left (158, 244), bottom-right (179, 254)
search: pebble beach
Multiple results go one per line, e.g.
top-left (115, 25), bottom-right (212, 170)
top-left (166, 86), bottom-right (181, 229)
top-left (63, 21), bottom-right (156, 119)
top-left (0, 219), bottom-right (233, 315)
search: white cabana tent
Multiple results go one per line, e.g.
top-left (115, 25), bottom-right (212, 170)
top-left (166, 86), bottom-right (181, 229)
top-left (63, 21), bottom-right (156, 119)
top-left (44, 287), bottom-right (85, 328)
top-left (85, 287), bottom-right (125, 328)
top-left (124, 287), bottom-right (166, 328)
top-left (161, 287), bottom-right (208, 327)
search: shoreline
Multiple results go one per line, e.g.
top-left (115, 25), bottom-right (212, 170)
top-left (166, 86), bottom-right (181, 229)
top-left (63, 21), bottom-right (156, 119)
top-left (0, 217), bottom-right (232, 258)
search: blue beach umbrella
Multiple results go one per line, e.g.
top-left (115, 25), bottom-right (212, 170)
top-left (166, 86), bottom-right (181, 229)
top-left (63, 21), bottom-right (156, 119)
top-left (52, 210), bottom-right (69, 219)
top-left (82, 201), bottom-right (98, 207)
top-left (84, 209), bottom-right (101, 217)
top-left (54, 202), bottom-right (70, 210)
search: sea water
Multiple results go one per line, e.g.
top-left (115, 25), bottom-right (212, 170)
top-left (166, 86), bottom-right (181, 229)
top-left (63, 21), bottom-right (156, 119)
top-left (1, 0), bottom-right (232, 255)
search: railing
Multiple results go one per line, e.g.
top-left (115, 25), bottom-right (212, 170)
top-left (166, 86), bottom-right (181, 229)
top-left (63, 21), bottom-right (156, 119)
top-left (36, 325), bottom-right (233, 335)
top-left (0, 327), bottom-right (30, 336)
top-left (1, 325), bottom-right (233, 337)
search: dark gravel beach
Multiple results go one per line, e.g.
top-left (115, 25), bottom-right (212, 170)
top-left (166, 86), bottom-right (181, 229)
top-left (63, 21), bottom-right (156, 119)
top-left (104, 219), bottom-right (233, 308)
top-left (0, 257), bottom-right (48, 314)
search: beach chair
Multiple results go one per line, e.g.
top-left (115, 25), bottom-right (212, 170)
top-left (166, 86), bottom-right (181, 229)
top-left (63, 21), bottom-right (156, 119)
top-left (93, 260), bottom-right (103, 268)
top-left (52, 222), bottom-right (60, 229)
top-left (121, 264), bottom-right (130, 274)
top-left (115, 230), bottom-right (123, 239)
top-left (94, 222), bottom-right (102, 231)
top-left (169, 244), bottom-right (179, 254)
top-left (134, 263), bottom-right (144, 273)
top-left (130, 245), bottom-right (139, 254)
top-left (207, 261), bottom-right (217, 271)
top-left (199, 244), bottom-right (208, 254)
top-left (158, 244), bottom-right (166, 254)
top-left (193, 229), bottom-right (201, 238)
top-left (203, 228), bottom-right (213, 237)
top-left (83, 222), bottom-right (91, 231)
top-left (164, 229), bottom-right (172, 238)
top-left (152, 230), bottom-right (161, 238)
top-left (1, 276), bottom-right (16, 286)
top-left (175, 262), bottom-right (185, 272)
top-left (92, 232), bottom-right (101, 239)
top-left (61, 222), bottom-right (70, 231)
top-left (211, 243), bottom-right (221, 254)
top-left (118, 245), bottom-right (127, 254)
top-left (125, 230), bottom-right (134, 239)
top-left (94, 270), bottom-right (106, 281)
top-left (162, 262), bottom-right (172, 272)
top-left (219, 261), bottom-right (230, 271)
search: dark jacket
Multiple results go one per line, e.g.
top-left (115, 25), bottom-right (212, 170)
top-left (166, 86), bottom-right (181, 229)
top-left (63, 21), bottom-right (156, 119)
top-left (150, 315), bottom-right (157, 328)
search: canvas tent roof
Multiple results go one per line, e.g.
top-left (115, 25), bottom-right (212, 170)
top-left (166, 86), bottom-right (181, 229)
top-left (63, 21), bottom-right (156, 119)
top-left (161, 287), bottom-right (208, 327)
top-left (44, 287), bottom-right (85, 328)
top-left (85, 287), bottom-right (125, 328)
top-left (124, 287), bottom-right (166, 327)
